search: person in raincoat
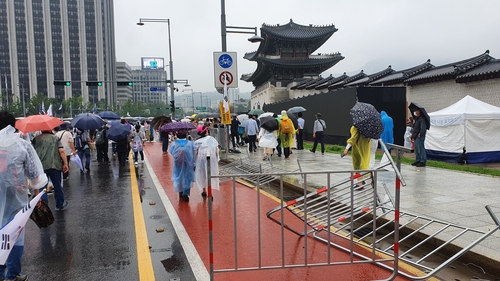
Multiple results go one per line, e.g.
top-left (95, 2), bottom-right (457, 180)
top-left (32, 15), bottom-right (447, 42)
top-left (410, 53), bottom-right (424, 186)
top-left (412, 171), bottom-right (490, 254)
top-left (168, 129), bottom-right (195, 202)
top-left (342, 126), bottom-right (371, 188)
top-left (258, 125), bottom-right (278, 161)
top-left (193, 125), bottom-right (219, 198)
top-left (0, 111), bottom-right (48, 281)
top-left (380, 111), bottom-right (394, 149)
top-left (278, 110), bottom-right (295, 160)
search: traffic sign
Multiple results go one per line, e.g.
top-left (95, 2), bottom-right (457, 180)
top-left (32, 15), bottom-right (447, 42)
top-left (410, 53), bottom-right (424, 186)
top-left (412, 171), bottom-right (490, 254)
top-left (213, 52), bottom-right (238, 88)
top-left (150, 87), bottom-right (166, 92)
top-left (195, 107), bottom-right (207, 111)
top-left (219, 71), bottom-right (234, 86)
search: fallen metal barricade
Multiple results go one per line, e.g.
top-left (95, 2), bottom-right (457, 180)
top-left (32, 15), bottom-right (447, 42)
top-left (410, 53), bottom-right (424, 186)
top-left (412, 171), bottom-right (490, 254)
top-left (218, 150), bottom-right (301, 185)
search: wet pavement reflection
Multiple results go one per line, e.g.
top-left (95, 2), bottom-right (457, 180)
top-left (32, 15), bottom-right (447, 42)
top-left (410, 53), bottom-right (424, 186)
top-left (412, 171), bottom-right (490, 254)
top-left (22, 154), bottom-right (139, 281)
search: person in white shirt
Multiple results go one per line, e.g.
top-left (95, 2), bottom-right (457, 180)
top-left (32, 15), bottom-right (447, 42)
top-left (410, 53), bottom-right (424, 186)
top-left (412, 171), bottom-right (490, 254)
top-left (296, 112), bottom-right (305, 150)
top-left (54, 124), bottom-right (77, 179)
top-left (245, 115), bottom-right (259, 153)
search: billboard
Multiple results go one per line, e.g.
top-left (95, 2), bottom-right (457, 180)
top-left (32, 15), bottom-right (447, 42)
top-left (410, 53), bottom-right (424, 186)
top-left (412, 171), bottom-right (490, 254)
top-left (141, 57), bottom-right (165, 70)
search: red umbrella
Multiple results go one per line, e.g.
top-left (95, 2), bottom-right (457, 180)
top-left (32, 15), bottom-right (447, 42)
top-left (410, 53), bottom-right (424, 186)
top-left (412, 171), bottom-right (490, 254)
top-left (15, 115), bottom-right (64, 133)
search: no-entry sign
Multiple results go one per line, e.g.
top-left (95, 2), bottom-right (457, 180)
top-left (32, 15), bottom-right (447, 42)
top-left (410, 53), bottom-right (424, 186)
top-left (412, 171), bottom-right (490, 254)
top-left (214, 52), bottom-right (238, 88)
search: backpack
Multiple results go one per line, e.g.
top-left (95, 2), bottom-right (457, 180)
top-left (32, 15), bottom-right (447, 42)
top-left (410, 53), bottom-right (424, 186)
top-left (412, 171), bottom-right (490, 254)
top-left (132, 135), bottom-right (143, 152)
top-left (281, 118), bottom-right (293, 134)
top-left (74, 131), bottom-right (87, 149)
top-left (95, 129), bottom-right (106, 145)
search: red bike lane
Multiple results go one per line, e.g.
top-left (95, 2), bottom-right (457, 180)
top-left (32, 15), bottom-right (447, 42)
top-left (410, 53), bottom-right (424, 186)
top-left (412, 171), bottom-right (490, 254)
top-left (144, 142), bottom-right (418, 281)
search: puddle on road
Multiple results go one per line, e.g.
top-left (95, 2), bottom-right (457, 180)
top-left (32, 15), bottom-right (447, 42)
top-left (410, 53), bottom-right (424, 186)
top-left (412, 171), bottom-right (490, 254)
top-left (161, 255), bottom-right (183, 272)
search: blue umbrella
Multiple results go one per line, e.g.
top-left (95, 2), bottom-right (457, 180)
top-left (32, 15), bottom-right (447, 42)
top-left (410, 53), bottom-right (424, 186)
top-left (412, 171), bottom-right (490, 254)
top-left (106, 123), bottom-right (131, 142)
top-left (98, 111), bottom-right (120, 120)
top-left (71, 113), bottom-right (106, 130)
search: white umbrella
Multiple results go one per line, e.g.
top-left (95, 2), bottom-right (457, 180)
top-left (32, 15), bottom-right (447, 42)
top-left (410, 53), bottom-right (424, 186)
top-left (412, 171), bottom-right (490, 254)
top-left (180, 118), bottom-right (191, 123)
top-left (288, 106), bottom-right (307, 114)
top-left (258, 112), bottom-right (274, 119)
top-left (70, 154), bottom-right (84, 171)
top-left (237, 114), bottom-right (249, 126)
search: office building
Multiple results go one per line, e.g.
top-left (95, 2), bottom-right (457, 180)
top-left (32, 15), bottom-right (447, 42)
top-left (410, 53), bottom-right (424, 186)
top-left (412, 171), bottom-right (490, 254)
top-left (0, 0), bottom-right (117, 106)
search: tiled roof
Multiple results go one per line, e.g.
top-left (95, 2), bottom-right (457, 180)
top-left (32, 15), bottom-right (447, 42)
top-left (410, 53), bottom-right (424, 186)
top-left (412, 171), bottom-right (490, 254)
top-left (296, 76), bottom-right (322, 89)
top-left (290, 77), bottom-right (316, 90)
top-left (306, 74), bottom-right (334, 89)
top-left (257, 55), bottom-right (343, 68)
top-left (405, 51), bottom-right (492, 86)
top-left (456, 59), bottom-right (500, 83)
top-left (370, 60), bottom-right (433, 86)
top-left (345, 66), bottom-right (394, 87)
top-left (325, 71), bottom-right (367, 90)
top-left (316, 73), bottom-right (348, 90)
top-left (261, 19), bottom-right (338, 40)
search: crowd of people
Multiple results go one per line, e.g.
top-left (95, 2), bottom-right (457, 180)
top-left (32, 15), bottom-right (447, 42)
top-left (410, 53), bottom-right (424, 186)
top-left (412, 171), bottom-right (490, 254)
top-left (0, 104), bottom-right (423, 280)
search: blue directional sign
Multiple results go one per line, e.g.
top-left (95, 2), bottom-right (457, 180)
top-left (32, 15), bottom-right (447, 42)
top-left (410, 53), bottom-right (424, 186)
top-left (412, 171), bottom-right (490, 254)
top-left (150, 87), bottom-right (166, 92)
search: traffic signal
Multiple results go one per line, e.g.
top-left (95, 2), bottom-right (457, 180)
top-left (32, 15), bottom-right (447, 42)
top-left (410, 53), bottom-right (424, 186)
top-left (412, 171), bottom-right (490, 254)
top-left (86, 81), bottom-right (103, 86)
top-left (170, 100), bottom-right (175, 111)
top-left (54, 81), bottom-right (71, 86)
top-left (117, 81), bottom-right (133, 86)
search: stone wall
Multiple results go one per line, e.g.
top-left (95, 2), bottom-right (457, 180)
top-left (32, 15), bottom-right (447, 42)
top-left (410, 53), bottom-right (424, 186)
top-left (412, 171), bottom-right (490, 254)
top-left (407, 78), bottom-right (500, 112)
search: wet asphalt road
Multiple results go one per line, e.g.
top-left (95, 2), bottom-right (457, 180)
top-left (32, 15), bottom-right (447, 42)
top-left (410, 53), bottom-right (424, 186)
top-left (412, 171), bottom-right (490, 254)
top-left (20, 148), bottom-right (195, 281)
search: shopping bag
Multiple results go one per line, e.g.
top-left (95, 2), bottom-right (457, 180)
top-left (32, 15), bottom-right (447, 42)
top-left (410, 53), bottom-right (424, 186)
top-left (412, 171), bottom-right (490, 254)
top-left (30, 200), bottom-right (54, 228)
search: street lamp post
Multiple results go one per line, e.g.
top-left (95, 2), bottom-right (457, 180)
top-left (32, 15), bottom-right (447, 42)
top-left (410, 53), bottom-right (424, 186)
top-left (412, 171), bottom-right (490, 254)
top-left (18, 83), bottom-right (25, 117)
top-left (137, 18), bottom-right (176, 119)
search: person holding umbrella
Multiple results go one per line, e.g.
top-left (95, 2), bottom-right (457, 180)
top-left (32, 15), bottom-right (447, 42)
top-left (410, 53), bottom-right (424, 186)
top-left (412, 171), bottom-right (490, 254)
top-left (411, 107), bottom-right (429, 167)
top-left (342, 102), bottom-right (384, 188)
top-left (258, 116), bottom-right (278, 161)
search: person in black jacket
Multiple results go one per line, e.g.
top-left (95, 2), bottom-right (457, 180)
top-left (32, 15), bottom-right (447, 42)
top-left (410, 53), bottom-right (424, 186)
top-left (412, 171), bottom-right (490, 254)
top-left (230, 115), bottom-right (241, 149)
top-left (411, 109), bottom-right (428, 167)
top-left (95, 125), bottom-right (109, 165)
top-left (160, 121), bottom-right (170, 155)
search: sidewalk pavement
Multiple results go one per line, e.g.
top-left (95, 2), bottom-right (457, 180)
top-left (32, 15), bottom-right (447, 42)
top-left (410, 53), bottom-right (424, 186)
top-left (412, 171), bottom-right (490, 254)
top-left (223, 146), bottom-right (500, 271)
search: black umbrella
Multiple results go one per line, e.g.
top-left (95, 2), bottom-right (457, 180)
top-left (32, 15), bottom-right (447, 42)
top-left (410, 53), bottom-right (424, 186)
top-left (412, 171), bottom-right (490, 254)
top-left (409, 102), bottom-right (431, 130)
top-left (150, 115), bottom-right (172, 130)
top-left (260, 116), bottom-right (279, 132)
top-left (286, 111), bottom-right (299, 130)
top-left (106, 123), bottom-right (131, 142)
top-left (159, 122), bottom-right (196, 133)
top-left (349, 102), bottom-right (384, 139)
top-left (71, 113), bottom-right (106, 130)
top-left (98, 111), bottom-right (120, 120)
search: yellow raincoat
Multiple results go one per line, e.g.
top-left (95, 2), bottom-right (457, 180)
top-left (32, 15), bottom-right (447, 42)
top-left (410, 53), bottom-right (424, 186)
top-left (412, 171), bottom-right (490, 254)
top-left (278, 113), bottom-right (296, 148)
top-left (347, 126), bottom-right (371, 170)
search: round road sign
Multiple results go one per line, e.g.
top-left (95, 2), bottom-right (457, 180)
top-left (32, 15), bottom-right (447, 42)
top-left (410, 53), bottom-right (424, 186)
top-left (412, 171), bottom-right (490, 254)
top-left (219, 71), bottom-right (233, 86)
top-left (218, 54), bottom-right (233, 68)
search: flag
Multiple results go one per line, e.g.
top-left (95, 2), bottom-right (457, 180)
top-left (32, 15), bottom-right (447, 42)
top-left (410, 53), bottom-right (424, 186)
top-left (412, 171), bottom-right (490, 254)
top-left (92, 104), bottom-right (96, 114)
top-left (223, 78), bottom-right (229, 111)
top-left (127, 112), bottom-right (130, 117)
top-left (46, 104), bottom-right (53, 116)
top-left (58, 104), bottom-right (62, 111)
top-left (0, 191), bottom-right (45, 265)
top-left (41, 101), bottom-right (45, 115)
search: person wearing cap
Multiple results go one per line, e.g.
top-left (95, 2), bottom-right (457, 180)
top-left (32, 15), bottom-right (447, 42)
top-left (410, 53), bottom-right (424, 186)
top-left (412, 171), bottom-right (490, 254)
top-left (310, 113), bottom-right (326, 155)
top-left (54, 123), bottom-right (77, 180)
top-left (168, 129), bottom-right (195, 202)
top-left (194, 125), bottom-right (220, 198)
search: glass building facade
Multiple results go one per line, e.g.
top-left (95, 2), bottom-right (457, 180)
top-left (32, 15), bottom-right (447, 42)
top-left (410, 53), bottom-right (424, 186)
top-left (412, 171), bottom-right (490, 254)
top-left (0, 0), bottom-right (117, 106)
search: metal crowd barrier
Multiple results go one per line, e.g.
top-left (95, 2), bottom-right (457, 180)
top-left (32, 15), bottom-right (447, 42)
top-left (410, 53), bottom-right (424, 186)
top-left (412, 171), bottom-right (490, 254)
top-left (203, 141), bottom-right (500, 281)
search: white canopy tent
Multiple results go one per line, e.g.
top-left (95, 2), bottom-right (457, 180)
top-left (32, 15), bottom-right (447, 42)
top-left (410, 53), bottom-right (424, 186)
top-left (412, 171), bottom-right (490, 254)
top-left (426, 95), bottom-right (500, 163)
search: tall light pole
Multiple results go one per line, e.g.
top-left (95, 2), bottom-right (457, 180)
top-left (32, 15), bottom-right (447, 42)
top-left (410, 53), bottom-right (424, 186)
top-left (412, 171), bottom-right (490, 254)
top-left (18, 83), bottom-right (25, 117)
top-left (137, 18), bottom-right (175, 118)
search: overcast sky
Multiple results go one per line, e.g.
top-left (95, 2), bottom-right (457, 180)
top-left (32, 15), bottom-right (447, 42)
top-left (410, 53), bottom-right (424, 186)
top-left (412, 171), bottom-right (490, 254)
top-left (114, 0), bottom-right (500, 94)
